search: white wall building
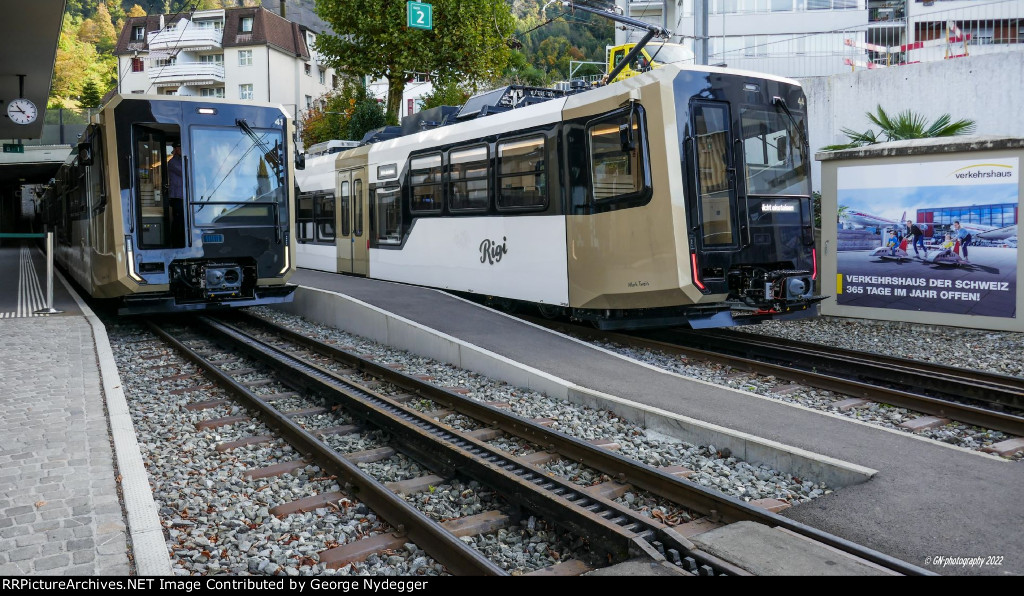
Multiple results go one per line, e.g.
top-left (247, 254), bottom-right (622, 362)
top-left (114, 6), bottom-right (337, 120)
top-left (615, 0), bottom-right (1024, 78)
top-left (365, 72), bottom-right (435, 122)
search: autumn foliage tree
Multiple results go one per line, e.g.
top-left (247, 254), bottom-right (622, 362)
top-left (313, 0), bottom-right (514, 123)
top-left (300, 81), bottom-right (386, 147)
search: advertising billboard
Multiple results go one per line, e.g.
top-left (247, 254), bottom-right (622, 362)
top-left (835, 157), bottom-right (1018, 318)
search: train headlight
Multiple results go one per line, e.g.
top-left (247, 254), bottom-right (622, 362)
top-left (785, 277), bottom-right (811, 299)
top-left (278, 242), bottom-right (290, 275)
top-left (124, 236), bottom-right (144, 283)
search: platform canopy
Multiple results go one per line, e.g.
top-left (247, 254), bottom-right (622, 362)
top-left (0, 0), bottom-right (66, 141)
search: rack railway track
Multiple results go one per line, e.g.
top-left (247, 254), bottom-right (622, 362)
top-left (124, 311), bottom-right (931, 576)
top-left (522, 317), bottom-right (1024, 438)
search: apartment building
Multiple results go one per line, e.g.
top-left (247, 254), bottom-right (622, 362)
top-left (114, 5), bottom-right (337, 119)
top-left (615, 0), bottom-right (1024, 77)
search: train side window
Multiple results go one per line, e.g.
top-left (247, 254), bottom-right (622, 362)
top-left (353, 179), bottom-right (363, 236)
top-left (497, 136), bottom-right (546, 210)
top-left (340, 181), bottom-right (351, 236)
top-left (409, 153), bottom-right (442, 213)
top-left (316, 193), bottom-right (336, 243)
top-left (375, 188), bottom-right (401, 245)
top-left (297, 192), bottom-right (314, 242)
top-left (588, 112), bottom-right (644, 202)
top-left (449, 145), bottom-right (489, 212)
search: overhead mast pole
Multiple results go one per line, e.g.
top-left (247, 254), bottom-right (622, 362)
top-left (553, 2), bottom-right (671, 84)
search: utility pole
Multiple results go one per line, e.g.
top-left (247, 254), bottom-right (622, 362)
top-left (694, 0), bottom-right (709, 65)
top-left (552, 2), bottom-right (670, 83)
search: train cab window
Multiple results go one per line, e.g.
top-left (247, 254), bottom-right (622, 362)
top-left (409, 153), bottom-right (442, 213)
top-left (353, 179), bottom-right (363, 236)
top-left (448, 145), bottom-right (489, 212)
top-left (497, 137), bottom-right (546, 210)
top-left (740, 107), bottom-right (810, 197)
top-left (588, 113), bottom-right (644, 202)
top-left (692, 104), bottom-right (735, 246)
top-left (340, 181), bottom-right (351, 237)
top-left (297, 192), bottom-right (314, 242)
top-left (375, 188), bottom-right (401, 245)
top-left (316, 193), bottom-right (335, 242)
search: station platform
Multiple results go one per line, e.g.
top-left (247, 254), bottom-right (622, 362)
top-left (290, 268), bottom-right (1023, 576)
top-left (0, 243), bottom-right (168, 575)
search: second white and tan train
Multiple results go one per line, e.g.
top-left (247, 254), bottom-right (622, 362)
top-left (295, 63), bottom-right (821, 329)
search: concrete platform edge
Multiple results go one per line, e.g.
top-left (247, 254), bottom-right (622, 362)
top-left (57, 272), bottom-right (173, 576)
top-left (566, 385), bottom-right (877, 488)
top-left (278, 286), bottom-right (875, 488)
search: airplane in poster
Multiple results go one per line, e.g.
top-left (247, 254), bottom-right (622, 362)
top-left (842, 210), bottom-right (934, 235)
top-left (842, 209), bottom-right (903, 229)
top-left (970, 224), bottom-right (1017, 241)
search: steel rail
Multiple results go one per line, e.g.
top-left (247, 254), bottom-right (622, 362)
top-left (196, 316), bottom-right (706, 568)
top-left (227, 312), bottom-right (933, 576)
top-left (658, 328), bottom-right (1024, 435)
top-left (696, 328), bottom-right (1024, 408)
top-left (146, 320), bottom-right (508, 576)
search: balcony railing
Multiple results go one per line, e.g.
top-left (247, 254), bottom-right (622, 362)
top-left (148, 62), bottom-right (225, 86)
top-left (148, 26), bottom-right (223, 52)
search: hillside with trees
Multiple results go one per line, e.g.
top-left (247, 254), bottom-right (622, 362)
top-left (51, 1), bottom-right (262, 110)
top-left (54, 0), bottom-right (613, 111)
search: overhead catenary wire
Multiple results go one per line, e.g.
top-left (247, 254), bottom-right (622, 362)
top-left (143, 1), bottom-right (204, 95)
top-left (116, 0), bottom-right (200, 94)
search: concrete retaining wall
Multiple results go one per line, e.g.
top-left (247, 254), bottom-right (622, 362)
top-left (800, 52), bottom-right (1024, 192)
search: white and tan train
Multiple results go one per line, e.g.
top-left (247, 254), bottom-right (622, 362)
top-left (295, 63), bottom-right (821, 329)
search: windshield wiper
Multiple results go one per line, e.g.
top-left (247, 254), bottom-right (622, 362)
top-left (772, 96), bottom-right (809, 153)
top-left (236, 118), bottom-right (283, 180)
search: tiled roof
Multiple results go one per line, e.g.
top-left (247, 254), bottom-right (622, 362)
top-left (114, 6), bottom-right (309, 59)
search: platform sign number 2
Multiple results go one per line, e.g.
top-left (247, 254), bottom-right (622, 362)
top-left (407, 1), bottom-right (432, 30)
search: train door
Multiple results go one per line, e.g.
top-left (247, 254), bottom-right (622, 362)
top-left (688, 102), bottom-right (740, 289)
top-left (132, 125), bottom-right (186, 249)
top-left (337, 167), bottom-right (368, 275)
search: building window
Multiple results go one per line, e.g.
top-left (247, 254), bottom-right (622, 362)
top-left (154, 57), bottom-right (175, 67)
top-left (238, 50), bottom-right (252, 66)
top-left (131, 58), bottom-right (145, 72)
top-left (201, 87), bottom-right (225, 98)
top-left (305, 95), bottom-right (312, 109)
top-left (164, 88), bottom-right (177, 95)
top-left (199, 54), bottom-right (224, 64)
top-left (332, 75), bottom-right (338, 89)
top-left (409, 153), bottom-right (443, 213)
top-left (449, 146), bottom-right (489, 211)
top-left (132, 26), bottom-right (145, 41)
top-left (497, 137), bottom-right (546, 209)
top-left (305, 63), bottom-right (311, 76)
top-left (239, 84), bottom-right (254, 100)
top-left (240, 16), bottom-right (253, 33)
top-left (319, 69), bottom-right (326, 85)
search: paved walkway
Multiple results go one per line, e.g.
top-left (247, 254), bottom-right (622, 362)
top-left (0, 243), bottom-right (168, 576)
top-left (0, 316), bottom-right (131, 574)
